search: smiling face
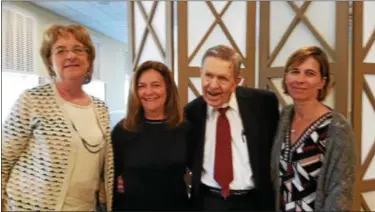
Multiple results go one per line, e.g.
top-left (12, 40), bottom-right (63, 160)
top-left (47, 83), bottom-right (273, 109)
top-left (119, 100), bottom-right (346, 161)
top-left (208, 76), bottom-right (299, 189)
top-left (285, 57), bottom-right (326, 102)
top-left (49, 32), bottom-right (90, 83)
top-left (201, 56), bottom-right (239, 108)
top-left (137, 69), bottom-right (167, 117)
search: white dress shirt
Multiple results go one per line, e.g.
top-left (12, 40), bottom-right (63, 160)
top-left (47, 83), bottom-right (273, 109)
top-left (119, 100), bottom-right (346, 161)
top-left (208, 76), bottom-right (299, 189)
top-left (201, 92), bottom-right (255, 190)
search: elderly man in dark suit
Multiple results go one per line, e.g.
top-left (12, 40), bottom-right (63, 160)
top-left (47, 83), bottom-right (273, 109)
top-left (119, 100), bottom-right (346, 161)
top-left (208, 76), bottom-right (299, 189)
top-left (185, 45), bottom-right (279, 211)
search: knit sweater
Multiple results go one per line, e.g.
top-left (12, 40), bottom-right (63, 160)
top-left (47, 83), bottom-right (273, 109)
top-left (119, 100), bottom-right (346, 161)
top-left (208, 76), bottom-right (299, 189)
top-left (1, 83), bottom-right (114, 211)
top-left (271, 105), bottom-right (356, 211)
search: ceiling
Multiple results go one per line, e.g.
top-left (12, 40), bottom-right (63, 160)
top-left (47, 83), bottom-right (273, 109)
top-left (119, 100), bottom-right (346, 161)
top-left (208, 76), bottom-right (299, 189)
top-left (33, 1), bottom-right (128, 44)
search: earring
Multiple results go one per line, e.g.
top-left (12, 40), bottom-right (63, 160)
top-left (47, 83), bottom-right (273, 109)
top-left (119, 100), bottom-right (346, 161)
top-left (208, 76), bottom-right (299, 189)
top-left (84, 72), bottom-right (90, 84)
top-left (50, 69), bottom-right (57, 81)
top-left (49, 66), bottom-right (55, 76)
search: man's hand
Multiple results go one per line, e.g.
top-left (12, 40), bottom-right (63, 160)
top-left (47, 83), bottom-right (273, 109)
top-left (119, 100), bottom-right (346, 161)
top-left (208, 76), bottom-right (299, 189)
top-left (2, 199), bottom-right (6, 211)
top-left (117, 176), bottom-right (125, 193)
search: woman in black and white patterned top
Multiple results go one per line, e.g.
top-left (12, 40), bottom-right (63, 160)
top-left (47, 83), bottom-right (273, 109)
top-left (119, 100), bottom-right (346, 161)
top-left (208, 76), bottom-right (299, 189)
top-left (2, 24), bottom-right (113, 211)
top-left (271, 46), bottom-right (356, 211)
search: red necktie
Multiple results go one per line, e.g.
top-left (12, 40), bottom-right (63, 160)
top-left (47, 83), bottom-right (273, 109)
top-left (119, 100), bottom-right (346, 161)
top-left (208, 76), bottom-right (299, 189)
top-left (214, 107), bottom-right (233, 198)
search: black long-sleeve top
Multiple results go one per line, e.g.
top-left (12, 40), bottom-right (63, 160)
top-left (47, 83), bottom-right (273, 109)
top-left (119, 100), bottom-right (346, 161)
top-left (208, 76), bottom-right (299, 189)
top-left (111, 119), bottom-right (190, 211)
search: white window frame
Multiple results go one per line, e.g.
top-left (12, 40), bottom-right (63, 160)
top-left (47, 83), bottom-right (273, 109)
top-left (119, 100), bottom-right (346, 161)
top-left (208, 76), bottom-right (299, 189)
top-left (2, 4), bottom-right (37, 74)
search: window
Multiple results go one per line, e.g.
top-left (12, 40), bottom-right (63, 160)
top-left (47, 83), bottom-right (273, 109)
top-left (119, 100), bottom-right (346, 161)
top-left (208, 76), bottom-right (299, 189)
top-left (91, 36), bottom-right (101, 80)
top-left (83, 36), bottom-right (106, 101)
top-left (2, 5), bottom-right (38, 123)
top-left (83, 79), bottom-right (106, 101)
top-left (2, 72), bottom-right (39, 123)
top-left (39, 77), bottom-right (107, 101)
top-left (2, 6), bottom-right (36, 74)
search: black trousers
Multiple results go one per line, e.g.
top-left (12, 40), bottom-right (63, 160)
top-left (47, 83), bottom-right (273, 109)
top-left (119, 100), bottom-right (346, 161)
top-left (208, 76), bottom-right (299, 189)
top-left (113, 193), bottom-right (189, 211)
top-left (191, 184), bottom-right (258, 211)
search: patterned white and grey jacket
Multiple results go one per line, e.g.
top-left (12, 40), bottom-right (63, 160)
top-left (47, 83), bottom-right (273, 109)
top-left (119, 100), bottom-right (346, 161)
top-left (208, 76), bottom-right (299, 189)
top-left (1, 83), bottom-right (114, 211)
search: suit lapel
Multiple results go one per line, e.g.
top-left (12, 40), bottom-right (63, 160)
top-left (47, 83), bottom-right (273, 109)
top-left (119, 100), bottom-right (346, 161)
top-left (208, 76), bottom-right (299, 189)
top-left (195, 101), bottom-right (207, 174)
top-left (236, 88), bottom-right (260, 179)
top-left (190, 99), bottom-right (207, 196)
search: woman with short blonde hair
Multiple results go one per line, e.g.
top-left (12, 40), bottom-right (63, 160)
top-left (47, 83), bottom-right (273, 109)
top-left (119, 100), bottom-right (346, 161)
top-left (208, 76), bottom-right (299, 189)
top-left (2, 24), bottom-right (113, 211)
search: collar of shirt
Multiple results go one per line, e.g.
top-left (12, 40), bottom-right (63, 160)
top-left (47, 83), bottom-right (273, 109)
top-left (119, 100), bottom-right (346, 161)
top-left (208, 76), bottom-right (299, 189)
top-left (207, 92), bottom-right (239, 120)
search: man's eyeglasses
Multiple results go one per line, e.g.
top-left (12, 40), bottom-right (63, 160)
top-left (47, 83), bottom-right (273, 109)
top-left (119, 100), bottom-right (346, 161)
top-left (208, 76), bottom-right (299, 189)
top-left (52, 46), bottom-right (88, 57)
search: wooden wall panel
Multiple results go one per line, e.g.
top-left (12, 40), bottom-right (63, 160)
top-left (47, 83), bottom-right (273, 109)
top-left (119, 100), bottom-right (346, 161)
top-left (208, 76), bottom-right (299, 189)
top-left (352, 1), bottom-right (375, 211)
top-left (259, 1), bottom-right (349, 117)
top-left (177, 1), bottom-right (256, 105)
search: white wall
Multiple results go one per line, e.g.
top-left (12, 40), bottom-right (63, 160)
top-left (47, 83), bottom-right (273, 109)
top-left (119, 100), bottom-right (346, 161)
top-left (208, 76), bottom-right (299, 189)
top-left (2, 1), bottom-right (129, 113)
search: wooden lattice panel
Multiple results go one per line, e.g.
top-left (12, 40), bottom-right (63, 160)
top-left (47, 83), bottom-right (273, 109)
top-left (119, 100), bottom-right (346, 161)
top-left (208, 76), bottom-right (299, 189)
top-left (352, 1), bottom-right (375, 211)
top-left (259, 1), bottom-right (349, 117)
top-left (177, 1), bottom-right (256, 105)
top-left (128, 1), bottom-right (173, 72)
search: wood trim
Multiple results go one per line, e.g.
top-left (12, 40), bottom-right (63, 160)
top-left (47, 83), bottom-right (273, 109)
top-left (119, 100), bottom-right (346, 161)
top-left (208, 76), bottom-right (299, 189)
top-left (129, 1), bottom-right (172, 74)
top-left (267, 2), bottom-right (311, 67)
top-left (178, 1), bottom-right (189, 105)
top-left (362, 179), bottom-right (375, 192)
top-left (188, 78), bottom-right (201, 97)
top-left (132, 24), bottom-right (148, 69)
top-left (179, 2), bottom-right (256, 105)
top-left (361, 194), bottom-right (371, 211)
top-left (259, 1), bottom-right (350, 122)
top-left (363, 30), bottom-right (375, 61)
top-left (352, 2), bottom-right (364, 211)
top-left (185, 67), bottom-right (258, 79)
top-left (260, 1), bottom-right (350, 118)
top-left (206, 1), bottom-right (246, 65)
top-left (187, 1), bottom-right (232, 65)
top-left (189, 67), bottom-right (201, 77)
top-left (129, 1), bottom-right (135, 63)
top-left (364, 63), bottom-right (375, 74)
top-left (267, 78), bottom-right (288, 107)
top-left (166, 1), bottom-right (174, 73)
top-left (360, 25), bottom-right (375, 207)
top-left (137, 1), bottom-right (165, 59)
top-left (263, 67), bottom-right (285, 78)
top-left (132, 2), bottom-right (158, 70)
top-left (361, 137), bottom-right (375, 179)
top-left (244, 1), bottom-right (256, 87)
top-left (288, 1), bottom-right (335, 59)
top-left (259, 1), bottom-right (270, 89)
top-left (171, 1), bottom-right (174, 73)
top-left (334, 2), bottom-right (349, 117)
top-left (364, 79), bottom-right (375, 112)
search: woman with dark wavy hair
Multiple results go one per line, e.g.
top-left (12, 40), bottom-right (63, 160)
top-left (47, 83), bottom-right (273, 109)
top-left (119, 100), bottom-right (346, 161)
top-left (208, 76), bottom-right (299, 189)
top-left (112, 61), bottom-right (189, 211)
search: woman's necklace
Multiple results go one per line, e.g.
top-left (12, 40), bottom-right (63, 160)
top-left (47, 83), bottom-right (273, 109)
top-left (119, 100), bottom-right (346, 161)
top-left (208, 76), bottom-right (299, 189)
top-left (58, 87), bottom-right (103, 153)
top-left (70, 122), bottom-right (103, 154)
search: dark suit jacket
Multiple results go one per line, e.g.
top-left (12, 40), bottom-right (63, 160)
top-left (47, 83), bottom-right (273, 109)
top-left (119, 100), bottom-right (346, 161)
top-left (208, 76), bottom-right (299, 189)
top-left (184, 86), bottom-right (279, 211)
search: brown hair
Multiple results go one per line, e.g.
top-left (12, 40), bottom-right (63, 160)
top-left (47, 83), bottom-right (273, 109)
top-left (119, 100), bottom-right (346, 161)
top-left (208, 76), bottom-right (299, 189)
top-left (201, 45), bottom-right (242, 77)
top-left (40, 24), bottom-right (96, 84)
top-left (282, 46), bottom-right (331, 101)
top-left (122, 61), bottom-right (183, 131)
